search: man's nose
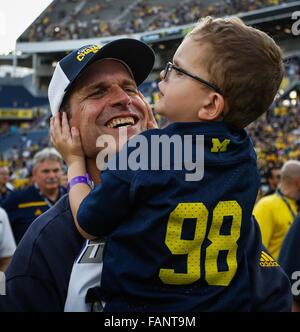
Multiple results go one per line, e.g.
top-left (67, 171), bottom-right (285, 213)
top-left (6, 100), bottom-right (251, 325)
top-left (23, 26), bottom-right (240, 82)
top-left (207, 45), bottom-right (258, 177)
top-left (110, 85), bottom-right (132, 107)
top-left (48, 171), bottom-right (58, 178)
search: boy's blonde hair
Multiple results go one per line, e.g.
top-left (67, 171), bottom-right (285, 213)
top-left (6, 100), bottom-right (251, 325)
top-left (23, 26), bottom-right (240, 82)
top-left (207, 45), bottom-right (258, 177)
top-left (188, 16), bottom-right (284, 128)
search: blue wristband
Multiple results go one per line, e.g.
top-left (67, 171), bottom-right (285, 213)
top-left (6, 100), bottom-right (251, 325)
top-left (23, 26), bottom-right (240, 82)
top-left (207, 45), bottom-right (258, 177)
top-left (67, 174), bottom-right (93, 192)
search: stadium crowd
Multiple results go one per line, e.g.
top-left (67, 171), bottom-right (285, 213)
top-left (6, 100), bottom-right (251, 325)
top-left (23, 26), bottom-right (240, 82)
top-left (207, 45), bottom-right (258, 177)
top-left (19, 0), bottom-right (283, 42)
top-left (249, 57), bottom-right (300, 185)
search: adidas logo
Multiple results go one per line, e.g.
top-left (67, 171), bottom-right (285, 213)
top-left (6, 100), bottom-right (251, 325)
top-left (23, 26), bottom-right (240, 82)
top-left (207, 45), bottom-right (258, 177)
top-left (260, 251), bottom-right (279, 267)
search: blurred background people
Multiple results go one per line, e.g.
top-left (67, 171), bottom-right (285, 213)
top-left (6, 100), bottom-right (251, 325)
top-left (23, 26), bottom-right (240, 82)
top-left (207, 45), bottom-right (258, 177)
top-left (0, 166), bottom-right (14, 205)
top-left (264, 165), bottom-right (281, 196)
top-left (1, 148), bottom-right (66, 244)
top-left (253, 160), bottom-right (300, 259)
top-left (0, 207), bottom-right (16, 271)
top-left (279, 213), bottom-right (300, 312)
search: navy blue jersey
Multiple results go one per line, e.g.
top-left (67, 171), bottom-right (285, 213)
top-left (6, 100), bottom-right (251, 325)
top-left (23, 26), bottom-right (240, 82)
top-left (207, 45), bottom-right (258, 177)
top-left (0, 195), bottom-right (84, 312)
top-left (2, 185), bottom-right (66, 244)
top-left (77, 122), bottom-right (292, 311)
top-left (279, 213), bottom-right (300, 304)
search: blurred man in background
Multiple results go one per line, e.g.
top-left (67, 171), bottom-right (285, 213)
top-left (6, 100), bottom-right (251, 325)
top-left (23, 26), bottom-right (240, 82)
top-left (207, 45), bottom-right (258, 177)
top-left (279, 213), bottom-right (300, 312)
top-left (0, 207), bottom-right (16, 271)
top-left (0, 166), bottom-right (14, 205)
top-left (254, 160), bottom-right (300, 259)
top-left (1, 148), bottom-right (66, 244)
top-left (0, 38), bottom-right (155, 311)
top-left (264, 165), bottom-right (281, 196)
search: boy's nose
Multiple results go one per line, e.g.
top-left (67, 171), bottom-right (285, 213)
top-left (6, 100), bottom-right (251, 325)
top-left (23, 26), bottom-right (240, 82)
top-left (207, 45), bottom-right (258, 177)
top-left (159, 70), bottom-right (165, 81)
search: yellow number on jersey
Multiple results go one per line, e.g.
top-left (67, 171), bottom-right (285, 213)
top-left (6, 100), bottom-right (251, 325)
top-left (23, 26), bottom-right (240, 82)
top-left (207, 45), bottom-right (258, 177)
top-left (159, 201), bottom-right (242, 286)
top-left (159, 203), bottom-right (208, 285)
top-left (206, 201), bottom-right (242, 286)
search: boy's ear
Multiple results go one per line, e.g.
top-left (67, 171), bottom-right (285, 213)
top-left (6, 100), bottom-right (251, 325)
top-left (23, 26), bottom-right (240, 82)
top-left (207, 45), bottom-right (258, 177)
top-left (198, 93), bottom-right (225, 121)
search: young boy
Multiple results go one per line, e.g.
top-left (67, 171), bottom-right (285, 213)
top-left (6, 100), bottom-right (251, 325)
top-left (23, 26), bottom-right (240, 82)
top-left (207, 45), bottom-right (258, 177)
top-left (51, 17), bottom-right (292, 311)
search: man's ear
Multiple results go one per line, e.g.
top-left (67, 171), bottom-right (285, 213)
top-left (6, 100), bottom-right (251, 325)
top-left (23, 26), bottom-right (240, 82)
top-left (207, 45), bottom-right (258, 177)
top-left (198, 93), bottom-right (225, 121)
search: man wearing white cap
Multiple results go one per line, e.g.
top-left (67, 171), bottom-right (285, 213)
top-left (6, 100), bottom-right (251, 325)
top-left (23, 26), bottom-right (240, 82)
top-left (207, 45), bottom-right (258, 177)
top-left (0, 38), bottom-right (155, 311)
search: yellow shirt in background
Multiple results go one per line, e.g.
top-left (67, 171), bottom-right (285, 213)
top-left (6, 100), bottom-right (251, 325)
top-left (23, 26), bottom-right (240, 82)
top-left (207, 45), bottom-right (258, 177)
top-left (253, 193), bottom-right (297, 259)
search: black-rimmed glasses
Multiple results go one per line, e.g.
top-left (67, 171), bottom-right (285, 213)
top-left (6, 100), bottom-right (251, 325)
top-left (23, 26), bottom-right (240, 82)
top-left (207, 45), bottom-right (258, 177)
top-left (163, 62), bottom-right (222, 94)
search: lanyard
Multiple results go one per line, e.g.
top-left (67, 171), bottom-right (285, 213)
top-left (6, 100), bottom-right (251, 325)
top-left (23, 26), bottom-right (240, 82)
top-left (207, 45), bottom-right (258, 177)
top-left (35, 184), bottom-right (63, 208)
top-left (276, 189), bottom-right (297, 220)
top-left (40, 194), bottom-right (55, 208)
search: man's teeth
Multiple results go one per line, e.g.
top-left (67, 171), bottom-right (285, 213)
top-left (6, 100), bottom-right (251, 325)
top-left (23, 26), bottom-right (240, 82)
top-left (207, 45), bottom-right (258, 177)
top-left (106, 117), bottom-right (135, 128)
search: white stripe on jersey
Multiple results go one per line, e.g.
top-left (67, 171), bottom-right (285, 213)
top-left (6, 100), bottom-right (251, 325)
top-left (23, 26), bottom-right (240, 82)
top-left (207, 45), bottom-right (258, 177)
top-left (64, 239), bottom-right (105, 312)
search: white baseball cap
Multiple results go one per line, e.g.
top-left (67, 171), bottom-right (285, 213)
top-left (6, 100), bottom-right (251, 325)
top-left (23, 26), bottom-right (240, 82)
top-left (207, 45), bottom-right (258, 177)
top-left (48, 38), bottom-right (155, 116)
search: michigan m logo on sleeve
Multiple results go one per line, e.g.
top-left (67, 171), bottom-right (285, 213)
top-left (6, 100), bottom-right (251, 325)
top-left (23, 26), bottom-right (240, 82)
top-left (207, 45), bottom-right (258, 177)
top-left (211, 138), bottom-right (231, 152)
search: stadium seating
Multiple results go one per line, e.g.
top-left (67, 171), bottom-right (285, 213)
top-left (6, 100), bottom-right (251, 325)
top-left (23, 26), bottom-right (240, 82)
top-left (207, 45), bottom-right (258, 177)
top-left (0, 85), bottom-right (48, 108)
top-left (18, 0), bottom-right (287, 42)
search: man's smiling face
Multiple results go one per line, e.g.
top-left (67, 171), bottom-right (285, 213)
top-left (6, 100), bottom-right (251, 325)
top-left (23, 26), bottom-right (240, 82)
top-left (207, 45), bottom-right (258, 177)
top-left (67, 59), bottom-right (149, 158)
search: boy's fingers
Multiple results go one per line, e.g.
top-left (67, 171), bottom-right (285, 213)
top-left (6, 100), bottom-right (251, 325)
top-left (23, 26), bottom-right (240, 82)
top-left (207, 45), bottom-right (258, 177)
top-left (138, 91), bottom-right (158, 129)
top-left (71, 127), bottom-right (81, 146)
top-left (138, 91), bottom-right (149, 107)
top-left (61, 112), bottom-right (71, 139)
top-left (53, 112), bottom-right (62, 137)
top-left (148, 122), bottom-right (157, 129)
top-left (50, 117), bottom-right (55, 131)
top-left (51, 116), bottom-right (58, 139)
top-left (50, 131), bottom-right (56, 147)
top-left (148, 108), bottom-right (157, 124)
top-left (147, 108), bottom-right (158, 129)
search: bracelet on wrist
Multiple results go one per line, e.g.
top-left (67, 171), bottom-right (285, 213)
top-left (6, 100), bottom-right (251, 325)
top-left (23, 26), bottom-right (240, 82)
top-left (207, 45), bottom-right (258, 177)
top-left (67, 174), bottom-right (94, 192)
